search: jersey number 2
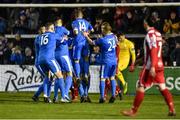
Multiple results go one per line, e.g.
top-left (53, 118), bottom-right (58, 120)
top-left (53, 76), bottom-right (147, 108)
top-left (108, 39), bottom-right (116, 52)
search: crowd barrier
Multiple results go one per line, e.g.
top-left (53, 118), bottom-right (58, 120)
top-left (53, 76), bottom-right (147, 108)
top-left (0, 65), bottom-right (179, 95)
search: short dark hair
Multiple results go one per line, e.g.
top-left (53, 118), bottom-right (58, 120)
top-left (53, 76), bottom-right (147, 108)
top-left (74, 9), bottom-right (83, 18)
top-left (101, 22), bottom-right (112, 32)
top-left (45, 22), bottom-right (54, 29)
top-left (55, 16), bottom-right (62, 22)
top-left (117, 31), bottom-right (125, 38)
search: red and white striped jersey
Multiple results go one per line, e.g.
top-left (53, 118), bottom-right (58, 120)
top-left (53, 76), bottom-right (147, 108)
top-left (144, 27), bottom-right (164, 70)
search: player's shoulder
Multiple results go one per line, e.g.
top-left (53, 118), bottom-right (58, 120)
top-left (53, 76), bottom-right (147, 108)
top-left (72, 20), bottom-right (77, 25)
top-left (35, 34), bottom-right (41, 42)
top-left (126, 39), bottom-right (133, 44)
top-left (125, 39), bottom-right (134, 47)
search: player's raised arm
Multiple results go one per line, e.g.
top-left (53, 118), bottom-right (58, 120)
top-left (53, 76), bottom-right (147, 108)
top-left (83, 32), bottom-right (95, 45)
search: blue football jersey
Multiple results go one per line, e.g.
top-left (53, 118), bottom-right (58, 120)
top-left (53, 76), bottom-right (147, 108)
top-left (95, 33), bottom-right (117, 64)
top-left (34, 35), bottom-right (41, 66)
top-left (55, 26), bottom-right (70, 56)
top-left (72, 18), bottom-right (93, 44)
top-left (55, 26), bottom-right (70, 36)
top-left (67, 37), bottom-right (74, 60)
top-left (38, 32), bottom-right (60, 62)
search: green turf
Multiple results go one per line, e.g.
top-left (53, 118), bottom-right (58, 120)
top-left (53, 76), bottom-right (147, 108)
top-left (0, 92), bottom-right (179, 119)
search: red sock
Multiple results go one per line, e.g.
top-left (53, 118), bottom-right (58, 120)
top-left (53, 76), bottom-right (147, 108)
top-left (116, 86), bottom-right (120, 96)
top-left (160, 89), bottom-right (175, 112)
top-left (132, 90), bottom-right (144, 113)
top-left (74, 83), bottom-right (78, 97)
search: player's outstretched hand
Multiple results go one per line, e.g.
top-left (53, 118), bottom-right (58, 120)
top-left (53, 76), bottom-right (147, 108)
top-left (83, 32), bottom-right (89, 37)
top-left (63, 35), bottom-right (68, 41)
top-left (129, 64), bottom-right (135, 72)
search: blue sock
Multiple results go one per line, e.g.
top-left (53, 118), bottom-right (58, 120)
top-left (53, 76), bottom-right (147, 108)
top-left (65, 75), bottom-right (72, 97)
top-left (54, 79), bottom-right (59, 99)
top-left (78, 81), bottom-right (84, 97)
top-left (74, 62), bottom-right (80, 78)
top-left (83, 60), bottom-right (89, 78)
top-left (43, 77), bottom-right (49, 97)
top-left (82, 80), bottom-right (87, 96)
top-left (47, 81), bottom-right (52, 97)
top-left (34, 84), bottom-right (43, 97)
top-left (111, 80), bottom-right (116, 97)
top-left (99, 80), bottom-right (105, 99)
top-left (87, 79), bottom-right (90, 96)
top-left (57, 78), bottom-right (65, 98)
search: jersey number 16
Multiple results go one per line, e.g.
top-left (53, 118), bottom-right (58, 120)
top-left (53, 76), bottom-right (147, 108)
top-left (40, 35), bottom-right (48, 45)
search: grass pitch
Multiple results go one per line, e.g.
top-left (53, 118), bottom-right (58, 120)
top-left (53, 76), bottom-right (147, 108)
top-left (0, 92), bottom-right (179, 119)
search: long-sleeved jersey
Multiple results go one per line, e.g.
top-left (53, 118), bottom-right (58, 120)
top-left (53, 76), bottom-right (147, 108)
top-left (55, 26), bottom-right (70, 56)
top-left (144, 27), bottom-right (164, 71)
top-left (116, 38), bottom-right (136, 70)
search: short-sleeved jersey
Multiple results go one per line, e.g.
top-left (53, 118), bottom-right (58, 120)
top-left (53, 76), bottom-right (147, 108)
top-left (34, 35), bottom-right (41, 65)
top-left (116, 39), bottom-right (136, 68)
top-left (55, 26), bottom-right (70, 36)
top-left (55, 26), bottom-right (70, 56)
top-left (72, 18), bottom-right (93, 44)
top-left (144, 27), bottom-right (164, 70)
top-left (95, 33), bottom-right (117, 64)
top-left (38, 32), bottom-right (60, 62)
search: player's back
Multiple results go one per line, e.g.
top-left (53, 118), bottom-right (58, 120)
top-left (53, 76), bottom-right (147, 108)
top-left (55, 26), bottom-right (70, 37)
top-left (38, 32), bottom-right (57, 62)
top-left (72, 18), bottom-right (93, 44)
top-left (144, 28), bottom-right (164, 70)
top-left (97, 33), bottom-right (117, 64)
top-left (55, 26), bottom-right (70, 56)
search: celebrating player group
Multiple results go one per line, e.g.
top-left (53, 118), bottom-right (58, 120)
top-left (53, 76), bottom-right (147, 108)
top-left (32, 9), bottom-right (176, 117)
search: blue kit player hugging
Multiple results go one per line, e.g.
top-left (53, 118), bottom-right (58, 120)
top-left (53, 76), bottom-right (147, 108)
top-left (53, 18), bottom-right (73, 103)
top-left (84, 22), bottom-right (117, 103)
top-left (32, 26), bottom-right (52, 103)
top-left (37, 23), bottom-right (67, 103)
top-left (72, 9), bottom-right (94, 102)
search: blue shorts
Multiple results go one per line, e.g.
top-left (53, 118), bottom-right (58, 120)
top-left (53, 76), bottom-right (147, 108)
top-left (39, 58), bottom-right (61, 76)
top-left (73, 42), bottom-right (89, 60)
top-left (56, 55), bottom-right (72, 72)
top-left (35, 64), bottom-right (46, 78)
top-left (100, 63), bottom-right (116, 79)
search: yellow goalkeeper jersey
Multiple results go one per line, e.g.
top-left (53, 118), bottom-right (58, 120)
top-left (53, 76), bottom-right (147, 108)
top-left (116, 38), bottom-right (136, 71)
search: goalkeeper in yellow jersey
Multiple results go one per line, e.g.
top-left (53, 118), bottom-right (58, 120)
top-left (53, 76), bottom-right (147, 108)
top-left (116, 32), bottom-right (136, 94)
